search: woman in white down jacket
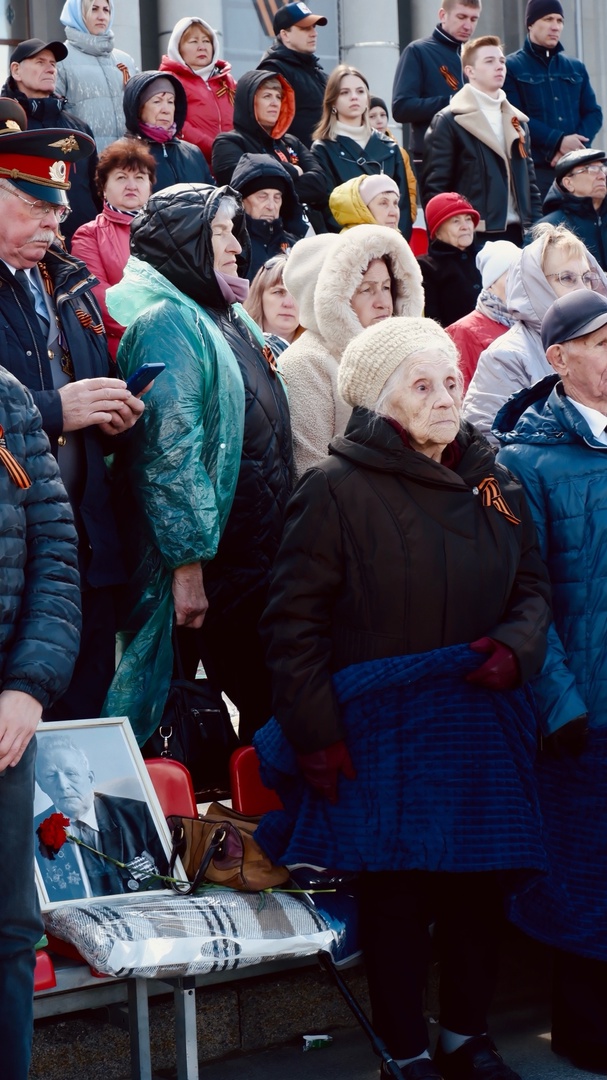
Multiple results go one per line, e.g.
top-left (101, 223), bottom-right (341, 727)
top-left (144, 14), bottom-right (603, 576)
top-left (56, 0), bottom-right (137, 151)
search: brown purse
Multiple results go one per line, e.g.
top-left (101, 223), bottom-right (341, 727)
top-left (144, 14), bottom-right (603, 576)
top-left (167, 803), bottom-right (289, 894)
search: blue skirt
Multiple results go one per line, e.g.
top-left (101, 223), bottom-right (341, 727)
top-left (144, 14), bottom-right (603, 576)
top-left (254, 645), bottom-right (547, 877)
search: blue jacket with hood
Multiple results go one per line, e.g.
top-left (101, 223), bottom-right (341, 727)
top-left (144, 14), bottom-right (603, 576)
top-left (494, 374), bottom-right (607, 734)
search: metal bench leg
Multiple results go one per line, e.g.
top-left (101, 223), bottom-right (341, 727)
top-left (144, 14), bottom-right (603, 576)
top-left (174, 976), bottom-right (199, 1080)
top-left (128, 977), bottom-right (152, 1080)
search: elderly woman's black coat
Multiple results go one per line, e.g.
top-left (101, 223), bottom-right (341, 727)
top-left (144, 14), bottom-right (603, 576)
top-left (417, 238), bottom-right (482, 327)
top-left (262, 407), bottom-right (551, 751)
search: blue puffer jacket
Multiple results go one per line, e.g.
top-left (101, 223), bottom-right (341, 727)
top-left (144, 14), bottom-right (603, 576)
top-left (0, 368), bottom-right (81, 708)
top-left (494, 375), bottom-right (605, 734)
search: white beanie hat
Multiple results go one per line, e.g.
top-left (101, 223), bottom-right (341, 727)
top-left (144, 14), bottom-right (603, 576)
top-left (475, 240), bottom-right (521, 290)
top-left (338, 316), bottom-right (458, 409)
top-left (283, 233), bottom-right (340, 331)
top-left (359, 174), bottom-right (400, 207)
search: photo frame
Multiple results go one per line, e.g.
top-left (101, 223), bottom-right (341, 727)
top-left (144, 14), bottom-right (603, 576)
top-left (33, 717), bottom-right (185, 912)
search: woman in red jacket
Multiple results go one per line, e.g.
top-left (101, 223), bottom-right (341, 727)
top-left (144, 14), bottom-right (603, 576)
top-left (160, 17), bottom-right (236, 173)
top-left (71, 137), bottom-right (156, 360)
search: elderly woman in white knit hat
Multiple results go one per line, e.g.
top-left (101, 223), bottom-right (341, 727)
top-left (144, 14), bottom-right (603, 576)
top-left (446, 240), bottom-right (521, 392)
top-left (258, 316), bottom-right (551, 1080)
top-left (281, 223), bottom-right (424, 479)
top-left (329, 174), bottom-right (402, 231)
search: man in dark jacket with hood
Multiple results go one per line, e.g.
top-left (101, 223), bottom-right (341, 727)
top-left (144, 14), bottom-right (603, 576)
top-left (3, 37), bottom-right (99, 248)
top-left (211, 69), bottom-right (326, 214)
top-left (231, 152), bottom-right (306, 278)
top-left (257, 2), bottom-right (328, 148)
top-left (538, 148), bottom-right (607, 270)
top-left (122, 69), bottom-right (213, 191)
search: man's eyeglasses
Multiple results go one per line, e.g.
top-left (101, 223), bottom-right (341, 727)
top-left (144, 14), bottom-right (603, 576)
top-left (569, 164), bottom-right (607, 176)
top-left (546, 270), bottom-right (601, 290)
top-left (9, 188), bottom-right (71, 224)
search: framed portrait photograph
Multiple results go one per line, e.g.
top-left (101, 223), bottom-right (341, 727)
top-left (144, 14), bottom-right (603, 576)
top-left (33, 717), bottom-right (184, 911)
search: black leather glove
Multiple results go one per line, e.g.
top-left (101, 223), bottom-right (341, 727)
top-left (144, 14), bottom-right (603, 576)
top-left (542, 715), bottom-right (589, 759)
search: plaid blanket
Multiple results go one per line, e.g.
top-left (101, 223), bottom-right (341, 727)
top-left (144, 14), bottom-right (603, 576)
top-left (254, 645), bottom-right (547, 876)
top-left (508, 726), bottom-right (607, 961)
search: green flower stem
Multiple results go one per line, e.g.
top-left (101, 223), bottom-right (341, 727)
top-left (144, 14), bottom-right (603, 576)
top-left (66, 834), bottom-right (190, 889)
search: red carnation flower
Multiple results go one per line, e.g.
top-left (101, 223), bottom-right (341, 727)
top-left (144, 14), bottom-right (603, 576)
top-left (37, 812), bottom-right (70, 860)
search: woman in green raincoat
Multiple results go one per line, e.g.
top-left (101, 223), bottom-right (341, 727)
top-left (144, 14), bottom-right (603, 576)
top-left (104, 183), bottom-right (292, 745)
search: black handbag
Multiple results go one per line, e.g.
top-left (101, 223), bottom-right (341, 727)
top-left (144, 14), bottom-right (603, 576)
top-left (142, 626), bottom-right (240, 799)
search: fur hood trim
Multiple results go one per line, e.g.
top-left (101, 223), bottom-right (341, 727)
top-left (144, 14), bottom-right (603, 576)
top-left (315, 224), bottom-right (424, 357)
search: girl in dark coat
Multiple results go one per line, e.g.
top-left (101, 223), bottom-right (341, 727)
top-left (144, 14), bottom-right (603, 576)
top-left (258, 316), bottom-right (550, 1080)
top-left (418, 192), bottom-right (482, 326)
top-left (122, 70), bottom-right (213, 192)
top-left (311, 65), bottom-right (413, 238)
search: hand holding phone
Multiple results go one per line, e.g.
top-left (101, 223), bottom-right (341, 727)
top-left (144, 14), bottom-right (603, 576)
top-left (125, 363), bottom-right (166, 396)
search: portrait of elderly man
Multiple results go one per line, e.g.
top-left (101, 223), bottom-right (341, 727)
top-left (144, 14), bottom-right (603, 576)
top-left (0, 116), bottom-right (145, 721)
top-left (34, 736), bottom-right (169, 902)
top-left (495, 290), bottom-right (607, 1073)
top-left (539, 148), bottom-right (607, 270)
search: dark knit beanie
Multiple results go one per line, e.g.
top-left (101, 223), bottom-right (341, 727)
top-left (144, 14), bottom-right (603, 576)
top-left (525, 0), bottom-right (564, 27)
top-left (369, 96), bottom-right (388, 115)
top-left (237, 173), bottom-right (288, 200)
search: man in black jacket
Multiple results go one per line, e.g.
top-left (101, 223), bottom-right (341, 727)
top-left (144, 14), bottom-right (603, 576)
top-left (0, 366), bottom-right (80, 1080)
top-left (0, 124), bottom-right (144, 721)
top-left (422, 35), bottom-right (541, 244)
top-left (257, 2), bottom-right (328, 148)
top-left (392, 0), bottom-right (481, 174)
top-left (3, 38), bottom-right (100, 248)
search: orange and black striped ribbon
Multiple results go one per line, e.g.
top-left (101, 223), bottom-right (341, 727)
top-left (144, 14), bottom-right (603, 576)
top-left (440, 65), bottom-right (460, 92)
top-left (477, 476), bottom-right (521, 525)
top-left (0, 427), bottom-right (31, 489)
top-left (253, 0), bottom-right (283, 36)
top-left (511, 116), bottom-right (528, 158)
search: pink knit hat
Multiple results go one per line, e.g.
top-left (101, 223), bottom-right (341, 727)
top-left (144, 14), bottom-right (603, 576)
top-left (359, 174), bottom-right (400, 207)
top-left (424, 192), bottom-right (480, 239)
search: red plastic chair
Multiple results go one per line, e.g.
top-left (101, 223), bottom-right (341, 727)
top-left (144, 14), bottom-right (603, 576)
top-left (229, 745), bottom-right (283, 816)
top-left (34, 949), bottom-right (56, 991)
top-left (409, 227), bottom-right (428, 256)
top-left (145, 757), bottom-right (198, 818)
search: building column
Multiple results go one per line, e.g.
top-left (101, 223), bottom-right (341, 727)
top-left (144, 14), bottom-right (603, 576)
top-left (157, 0), bottom-right (225, 59)
top-left (337, 0), bottom-right (400, 121)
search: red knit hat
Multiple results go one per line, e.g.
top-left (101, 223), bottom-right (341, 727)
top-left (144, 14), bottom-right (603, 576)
top-left (424, 192), bottom-right (480, 239)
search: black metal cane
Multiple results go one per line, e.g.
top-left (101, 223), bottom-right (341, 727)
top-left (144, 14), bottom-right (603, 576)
top-left (317, 950), bottom-right (406, 1080)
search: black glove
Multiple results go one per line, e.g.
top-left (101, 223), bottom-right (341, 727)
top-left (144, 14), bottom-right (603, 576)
top-left (297, 741), bottom-right (356, 804)
top-left (542, 715), bottom-right (589, 759)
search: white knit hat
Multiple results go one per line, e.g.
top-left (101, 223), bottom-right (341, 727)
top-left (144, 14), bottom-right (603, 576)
top-left (359, 174), bottom-right (400, 207)
top-left (283, 233), bottom-right (340, 331)
top-left (338, 316), bottom-right (458, 409)
top-left (475, 240), bottom-right (521, 290)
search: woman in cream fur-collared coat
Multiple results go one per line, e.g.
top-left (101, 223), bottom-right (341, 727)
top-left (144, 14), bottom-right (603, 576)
top-left (281, 224), bottom-right (424, 479)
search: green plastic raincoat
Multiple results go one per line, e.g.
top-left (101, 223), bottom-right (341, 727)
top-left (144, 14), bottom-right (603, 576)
top-left (102, 255), bottom-right (251, 741)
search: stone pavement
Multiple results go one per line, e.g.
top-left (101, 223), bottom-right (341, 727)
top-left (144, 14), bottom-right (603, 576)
top-left (31, 927), bottom-right (602, 1080)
